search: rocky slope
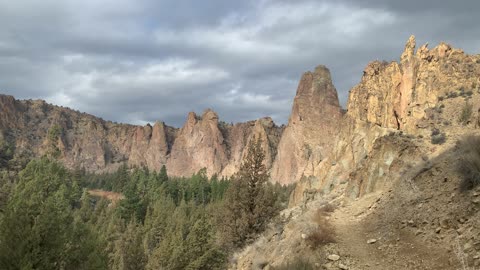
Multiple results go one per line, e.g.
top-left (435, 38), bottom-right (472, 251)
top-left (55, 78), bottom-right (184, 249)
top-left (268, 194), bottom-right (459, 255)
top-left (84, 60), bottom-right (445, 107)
top-left (289, 35), bottom-right (480, 205)
top-left (232, 36), bottom-right (480, 269)
top-left (0, 96), bottom-right (283, 177)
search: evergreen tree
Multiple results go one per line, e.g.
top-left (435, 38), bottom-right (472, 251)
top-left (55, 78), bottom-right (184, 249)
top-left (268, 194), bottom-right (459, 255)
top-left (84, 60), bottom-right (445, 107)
top-left (0, 158), bottom-right (106, 269)
top-left (112, 219), bottom-right (146, 270)
top-left (219, 137), bottom-right (279, 249)
top-left (185, 214), bottom-right (226, 270)
top-left (159, 164), bottom-right (168, 183)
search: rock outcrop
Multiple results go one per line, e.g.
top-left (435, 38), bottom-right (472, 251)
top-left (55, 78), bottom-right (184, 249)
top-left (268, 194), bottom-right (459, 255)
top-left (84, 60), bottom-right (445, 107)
top-left (347, 35), bottom-right (480, 133)
top-left (0, 97), bottom-right (282, 177)
top-left (289, 35), bottom-right (480, 206)
top-left (270, 65), bottom-right (343, 185)
top-left (166, 110), bottom-right (228, 176)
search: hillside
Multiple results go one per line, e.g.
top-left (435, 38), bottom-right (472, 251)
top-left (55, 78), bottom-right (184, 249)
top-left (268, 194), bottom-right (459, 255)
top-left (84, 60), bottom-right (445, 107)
top-left (232, 36), bottom-right (480, 269)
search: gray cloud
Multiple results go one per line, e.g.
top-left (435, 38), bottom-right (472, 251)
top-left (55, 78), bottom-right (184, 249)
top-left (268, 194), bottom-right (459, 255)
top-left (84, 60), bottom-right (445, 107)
top-left (0, 0), bottom-right (479, 127)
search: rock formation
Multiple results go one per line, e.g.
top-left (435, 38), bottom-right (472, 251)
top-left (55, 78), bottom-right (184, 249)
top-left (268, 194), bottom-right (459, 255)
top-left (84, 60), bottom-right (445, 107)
top-left (270, 65), bottom-right (343, 185)
top-left (2, 35), bottom-right (479, 200)
top-left (289, 35), bottom-right (480, 205)
top-left (166, 110), bottom-right (228, 176)
top-left (0, 97), bottom-right (282, 177)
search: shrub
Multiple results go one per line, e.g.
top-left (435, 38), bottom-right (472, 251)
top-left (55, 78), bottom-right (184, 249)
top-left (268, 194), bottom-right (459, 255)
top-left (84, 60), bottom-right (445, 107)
top-left (305, 209), bottom-right (335, 249)
top-left (459, 101), bottom-right (473, 125)
top-left (447, 92), bottom-right (458, 99)
top-left (431, 129), bottom-right (446, 145)
top-left (271, 257), bottom-right (315, 270)
top-left (319, 203), bottom-right (336, 213)
top-left (458, 136), bottom-right (480, 191)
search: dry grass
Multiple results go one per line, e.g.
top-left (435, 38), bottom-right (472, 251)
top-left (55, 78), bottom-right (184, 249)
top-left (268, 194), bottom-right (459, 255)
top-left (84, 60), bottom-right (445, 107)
top-left (457, 136), bottom-right (480, 191)
top-left (319, 203), bottom-right (336, 213)
top-left (271, 257), bottom-right (315, 270)
top-left (305, 209), bottom-right (336, 249)
top-left (88, 189), bottom-right (124, 205)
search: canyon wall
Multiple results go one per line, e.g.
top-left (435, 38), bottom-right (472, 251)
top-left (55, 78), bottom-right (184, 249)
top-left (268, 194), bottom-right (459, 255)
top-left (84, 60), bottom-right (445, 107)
top-left (0, 95), bottom-right (283, 177)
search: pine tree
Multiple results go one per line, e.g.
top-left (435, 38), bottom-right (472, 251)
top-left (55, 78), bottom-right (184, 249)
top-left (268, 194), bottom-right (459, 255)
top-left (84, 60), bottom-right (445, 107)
top-left (0, 158), bottom-right (107, 269)
top-left (111, 219), bottom-right (146, 270)
top-left (219, 137), bottom-right (278, 249)
top-left (159, 165), bottom-right (168, 183)
top-left (185, 214), bottom-right (226, 270)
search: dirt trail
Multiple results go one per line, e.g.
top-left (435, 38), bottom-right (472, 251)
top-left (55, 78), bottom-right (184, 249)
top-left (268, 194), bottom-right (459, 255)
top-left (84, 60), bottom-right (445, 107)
top-left (326, 193), bottom-right (455, 270)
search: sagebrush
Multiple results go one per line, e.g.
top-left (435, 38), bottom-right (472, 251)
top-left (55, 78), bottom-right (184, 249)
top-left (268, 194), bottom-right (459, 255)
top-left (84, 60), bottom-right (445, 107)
top-left (305, 209), bottom-right (336, 249)
top-left (457, 136), bottom-right (480, 191)
top-left (271, 257), bottom-right (315, 270)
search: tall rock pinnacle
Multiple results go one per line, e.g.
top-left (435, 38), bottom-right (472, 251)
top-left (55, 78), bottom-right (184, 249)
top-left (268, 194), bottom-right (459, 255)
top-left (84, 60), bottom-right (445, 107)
top-left (271, 65), bottom-right (343, 184)
top-left (166, 109), bottom-right (228, 177)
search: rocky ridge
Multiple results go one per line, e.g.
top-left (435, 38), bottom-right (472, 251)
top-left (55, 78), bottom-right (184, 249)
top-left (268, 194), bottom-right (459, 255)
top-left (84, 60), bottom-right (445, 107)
top-left (290, 35), bottom-right (480, 205)
top-left (231, 36), bottom-right (480, 269)
top-left (0, 95), bottom-right (283, 177)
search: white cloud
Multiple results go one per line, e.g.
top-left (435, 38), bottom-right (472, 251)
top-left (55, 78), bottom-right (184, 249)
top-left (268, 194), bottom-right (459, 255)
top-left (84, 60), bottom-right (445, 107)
top-left (0, 0), bottom-right (479, 126)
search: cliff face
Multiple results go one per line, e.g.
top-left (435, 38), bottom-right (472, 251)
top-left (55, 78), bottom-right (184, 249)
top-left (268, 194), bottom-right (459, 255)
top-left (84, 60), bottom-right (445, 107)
top-left (289, 35), bottom-right (480, 206)
top-left (270, 65), bottom-right (343, 185)
top-left (0, 97), bottom-right (282, 177)
top-left (347, 35), bottom-right (480, 132)
top-left (166, 110), bottom-right (228, 176)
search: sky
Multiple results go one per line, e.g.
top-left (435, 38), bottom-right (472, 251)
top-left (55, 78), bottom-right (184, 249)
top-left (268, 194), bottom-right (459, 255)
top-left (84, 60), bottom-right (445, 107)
top-left (0, 0), bottom-right (479, 127)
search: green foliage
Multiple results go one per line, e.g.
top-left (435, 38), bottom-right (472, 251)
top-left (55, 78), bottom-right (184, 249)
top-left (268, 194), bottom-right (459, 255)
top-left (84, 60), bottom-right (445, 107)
top-left (0, 133), bottom-right (15, 169)
top-left (0, 155), bottom-right (290, 270)
top-left (48, 124), bottom-right (62, 141)
top-left (218, 137), bottom-right (281, 249)
top-left (459, 101), bottom-right (473, 125)
top-left (0, 158), bottom-right (106, 270)
top-left (112, 220), bottom-right (146, 270)
top-left (47, 124), bottom-right (63, 158)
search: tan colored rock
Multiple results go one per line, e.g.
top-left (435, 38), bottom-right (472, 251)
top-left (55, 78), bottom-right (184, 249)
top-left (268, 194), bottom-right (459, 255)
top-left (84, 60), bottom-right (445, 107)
top-left (219, 117), bottom-right (282, 177)
top-left (129, 121), bottom-right (169, 171)
top-left (167, 109), bottom-right (229, 177)
top-left (271, 65), bottom-right (343, 185)
top-left (0, 94), bottom-right (284, 177)
top-left (290, 35), bottom-right (480, 206)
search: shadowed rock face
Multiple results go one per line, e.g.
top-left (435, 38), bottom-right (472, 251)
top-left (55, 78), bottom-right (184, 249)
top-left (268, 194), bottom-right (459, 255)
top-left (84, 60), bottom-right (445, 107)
top-left (270, 65), bottom-right (343, 185)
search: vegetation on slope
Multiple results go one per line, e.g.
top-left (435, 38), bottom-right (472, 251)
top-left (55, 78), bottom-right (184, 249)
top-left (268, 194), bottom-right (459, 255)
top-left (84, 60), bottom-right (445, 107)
top-left (0, 138), bottom-right (293, 270)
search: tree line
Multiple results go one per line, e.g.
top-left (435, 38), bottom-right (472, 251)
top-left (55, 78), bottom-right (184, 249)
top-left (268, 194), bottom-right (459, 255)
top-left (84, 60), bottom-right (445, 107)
top-left (0, 138), bottom-right (294, 270)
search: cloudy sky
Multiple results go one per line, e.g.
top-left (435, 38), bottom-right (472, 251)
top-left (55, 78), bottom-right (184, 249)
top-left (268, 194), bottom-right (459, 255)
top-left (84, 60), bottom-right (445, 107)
top-left (0, 0), bottom-right (479, 126)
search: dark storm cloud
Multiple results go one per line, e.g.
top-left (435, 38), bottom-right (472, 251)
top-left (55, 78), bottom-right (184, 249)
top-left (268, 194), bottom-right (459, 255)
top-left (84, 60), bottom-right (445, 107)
top-left (0, 0), bottom-right (479, 127)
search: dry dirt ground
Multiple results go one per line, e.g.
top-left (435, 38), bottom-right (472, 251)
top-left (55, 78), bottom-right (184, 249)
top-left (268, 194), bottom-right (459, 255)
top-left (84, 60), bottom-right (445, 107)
top-left (324, 192), bottom-right (453, 270)
top-left (88, 189), bottom-right (124, 205)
